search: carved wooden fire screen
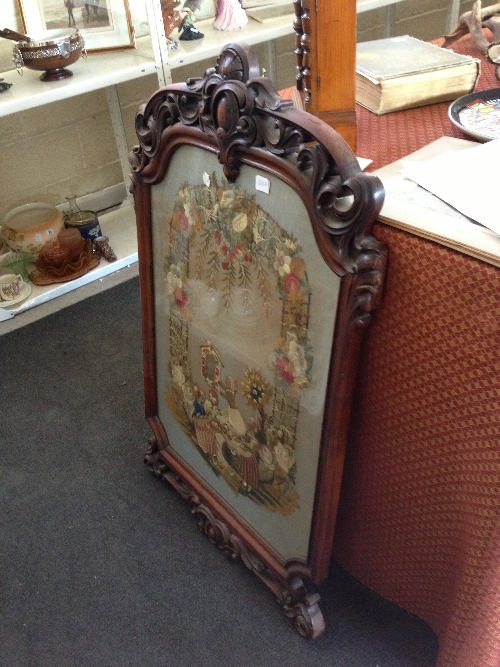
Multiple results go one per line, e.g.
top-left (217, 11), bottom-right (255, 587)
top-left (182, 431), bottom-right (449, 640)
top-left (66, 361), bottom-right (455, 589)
top-left (130, 43), bottom-right (386, 639)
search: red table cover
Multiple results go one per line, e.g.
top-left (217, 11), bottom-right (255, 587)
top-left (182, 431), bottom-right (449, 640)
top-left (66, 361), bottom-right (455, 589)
top-left (281, 30), bottom-right (500, 667)
top-left (355, 31), bottom-right (498, 171)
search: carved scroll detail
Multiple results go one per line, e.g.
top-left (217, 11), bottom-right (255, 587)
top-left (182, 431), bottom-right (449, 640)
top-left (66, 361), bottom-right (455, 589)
top-left (144, 437), bottom-right (325, 639)
top-left (131, 42), bottom-right (386, 329)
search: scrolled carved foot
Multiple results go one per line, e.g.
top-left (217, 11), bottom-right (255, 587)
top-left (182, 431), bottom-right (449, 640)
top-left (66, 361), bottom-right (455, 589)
top-left (278, 577), bottom-right (325, 639)
top-left (142, 439), bottom-right (325, 639)
top-left (288, 593), bottom-right (325, 639)
top-left (144, 437), bottom-right (168, 477)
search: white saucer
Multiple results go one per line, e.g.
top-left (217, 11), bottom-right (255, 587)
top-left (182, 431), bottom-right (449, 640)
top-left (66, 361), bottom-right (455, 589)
top-left (0, 282), bottom-right (32, 307)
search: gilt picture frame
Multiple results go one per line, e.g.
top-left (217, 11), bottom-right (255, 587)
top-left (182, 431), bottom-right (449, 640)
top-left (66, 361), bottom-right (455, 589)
top-left (17, 0), bottom-right (135, 51)
top-left (130, 43), bottom-right (386, 638)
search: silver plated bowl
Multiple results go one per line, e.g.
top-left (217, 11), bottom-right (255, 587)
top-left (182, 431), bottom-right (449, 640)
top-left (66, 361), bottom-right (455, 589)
top-left (13, 29), bottom-right (86, 81)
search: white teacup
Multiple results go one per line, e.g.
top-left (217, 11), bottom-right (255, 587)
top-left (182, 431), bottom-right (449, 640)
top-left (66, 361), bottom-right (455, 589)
top-left (0, 273), bottom-right (24, 301)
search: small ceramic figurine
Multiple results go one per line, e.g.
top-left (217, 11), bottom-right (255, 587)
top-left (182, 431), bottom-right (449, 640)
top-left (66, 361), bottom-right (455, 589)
top-left (178, 9), bottom-right (204, 39)
top-left (213, 0), bottom-right (248, 31)
top-left (178, 0), bottom-right (204, 40)
top-left (161, 0), bottom-right (183, 49)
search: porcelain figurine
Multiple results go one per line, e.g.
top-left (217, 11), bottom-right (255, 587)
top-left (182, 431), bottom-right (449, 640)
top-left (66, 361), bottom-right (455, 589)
top-left (161, 0), bottom-right (183, 48)
top-left (178, 9), bottom-right (204, 39)
top-left (213, 0), bottom-right (248, 31)
top-left (179, 0), bottom-right (204, 40)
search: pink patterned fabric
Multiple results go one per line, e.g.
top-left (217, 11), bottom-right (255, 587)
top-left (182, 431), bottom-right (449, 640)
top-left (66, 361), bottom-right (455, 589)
top-left (334, 225), bottom-right (500, 667)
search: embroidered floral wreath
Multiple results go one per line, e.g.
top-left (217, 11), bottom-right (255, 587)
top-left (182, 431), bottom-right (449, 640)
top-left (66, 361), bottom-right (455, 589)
top-left (164, 173), bottom-right (315, 515)
top-left (165, 171), bottom-right (313, 396)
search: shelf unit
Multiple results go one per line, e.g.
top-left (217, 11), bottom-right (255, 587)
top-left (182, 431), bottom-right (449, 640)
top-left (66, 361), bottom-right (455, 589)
top-left (0, 4), bottom-right (297, 330)
top-left (0, 0), bottom-right (460, 330)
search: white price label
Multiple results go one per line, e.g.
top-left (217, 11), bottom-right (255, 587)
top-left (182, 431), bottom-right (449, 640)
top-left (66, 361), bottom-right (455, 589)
top-left (255, 175), bottom-right (270, 194)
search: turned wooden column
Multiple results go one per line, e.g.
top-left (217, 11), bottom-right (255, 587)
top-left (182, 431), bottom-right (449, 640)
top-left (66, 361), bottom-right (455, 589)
top-left (300, 0), bottom-right (357, 151)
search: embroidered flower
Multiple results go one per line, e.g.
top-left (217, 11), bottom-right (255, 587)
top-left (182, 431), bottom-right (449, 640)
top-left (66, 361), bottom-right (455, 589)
top-left (173, 287), bottom-right (188, 308)
top-left (232, 212), bottom-right (248, 232)
top-left (202, 171), bottom-right (211, 188)
top-left (178, 210), bottom-right (190, 232)
top-left (286, 334), bottom-right (307, 376)
top-left (285, 238), bottom-right (297, 252)
top-left (276, 356), bottom-right (295, 384)
top-left (273, 249), bottom-right (291, 276)
top-left (283, 272), bottom-right (301, 294)
top-left (275, 443), bottom-right (294, 473)
top-left (219, 189), bottom-right (235, 209)
top-left (171, 365), bottom-right (186, 385)
top-left (242, 368), bottom-right (271, 408)
top-left (166, 266), bottom-right (182, 294)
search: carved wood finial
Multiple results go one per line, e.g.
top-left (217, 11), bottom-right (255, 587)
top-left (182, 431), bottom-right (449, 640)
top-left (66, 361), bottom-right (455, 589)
top-left (299, 1), bottom-right (312, 105)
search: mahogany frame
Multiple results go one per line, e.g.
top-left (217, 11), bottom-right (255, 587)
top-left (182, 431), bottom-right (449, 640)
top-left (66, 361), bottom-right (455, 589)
top-left (130, 43), bottom-right (386, 639)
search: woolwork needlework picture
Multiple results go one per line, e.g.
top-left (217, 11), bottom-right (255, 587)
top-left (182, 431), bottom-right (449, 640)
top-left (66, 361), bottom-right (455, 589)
top-left (163, 172), bottom-right (314, 516)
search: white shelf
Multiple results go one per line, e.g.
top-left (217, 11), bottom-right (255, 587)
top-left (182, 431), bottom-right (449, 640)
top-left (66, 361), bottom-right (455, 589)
top-left (356, 0), bottom-right (460, 34)
top-left (0, 15), bottom-right (296, 118)
top-left (0, 203), bottom-right (138, 325)
top-left (0, 12), bottom-right (296, 327)
top-left (166, 15), bottom-right (295, 70)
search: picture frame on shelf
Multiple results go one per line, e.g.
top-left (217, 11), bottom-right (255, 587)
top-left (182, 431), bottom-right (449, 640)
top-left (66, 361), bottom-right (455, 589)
top-left (130, 43), bottom-right (387, 638)
top-left (17, 0), bottom-right (135, 51)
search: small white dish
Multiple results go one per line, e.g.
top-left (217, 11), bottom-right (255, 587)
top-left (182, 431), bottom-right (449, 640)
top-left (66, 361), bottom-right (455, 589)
top-left (0, 281), bottom-right (32, 307)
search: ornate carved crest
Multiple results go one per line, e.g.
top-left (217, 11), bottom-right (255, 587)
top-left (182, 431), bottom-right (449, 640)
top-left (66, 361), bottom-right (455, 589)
top-left (131, 42), bottom-right (386, 325)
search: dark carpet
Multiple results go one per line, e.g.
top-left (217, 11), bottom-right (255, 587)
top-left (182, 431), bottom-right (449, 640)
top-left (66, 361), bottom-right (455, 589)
top-left (0, 277), bottom-right (438, 667)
